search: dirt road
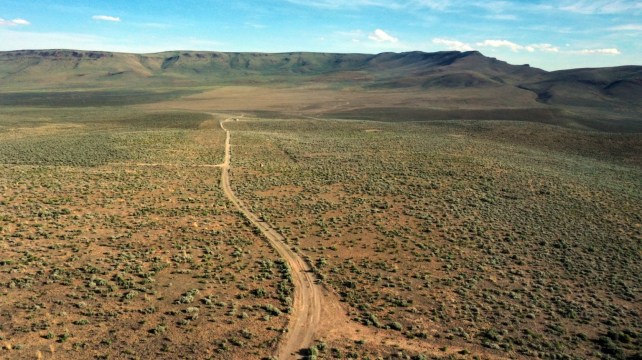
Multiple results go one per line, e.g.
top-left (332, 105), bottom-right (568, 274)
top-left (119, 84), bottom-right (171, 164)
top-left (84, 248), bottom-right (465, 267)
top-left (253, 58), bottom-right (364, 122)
top-left (219, 119), bottom-right (322, 359)
top-left (214, 116), bottom-right (508, 360)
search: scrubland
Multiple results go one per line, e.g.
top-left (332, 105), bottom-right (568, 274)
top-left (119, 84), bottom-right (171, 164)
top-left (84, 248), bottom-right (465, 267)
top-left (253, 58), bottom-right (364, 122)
top-left (0, 91), bottom-right (640, 359)
top-left (0, 108), bottom-right (290, 359)
top-left (228, 118), bottom-right (642, 359)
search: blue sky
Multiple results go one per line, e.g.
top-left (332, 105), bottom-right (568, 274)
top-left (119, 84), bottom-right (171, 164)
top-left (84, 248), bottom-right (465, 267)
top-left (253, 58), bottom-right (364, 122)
top-left (1, 0), bottom-right (641, 70)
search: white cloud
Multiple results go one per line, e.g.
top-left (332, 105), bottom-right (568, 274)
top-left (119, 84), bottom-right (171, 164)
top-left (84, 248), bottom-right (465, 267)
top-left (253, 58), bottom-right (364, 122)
top-left (474, 38), bottom-right (620, 56)
top-left (476, 40), bottom-right (561, 53)
top-left (609, 24), bottom-right (642, 31)
top-left (432, 38), bottom-right (474, 51)
top-left (476, 39), bottom-right (523, 52)
top-left (432, 37), bottom-right (620, 58)
top-left (11, 18), bottom-right (30, 25)
top-left (92, 15), bottom-right (121, 22)
top-left (559, 0), bottom-right (642, 14)
top-left (525, 43), bottom-right (560, 53)
top-left (0, 18), bottom-right (30, 26)
top-left (368, 29), bottom-right (398, 43)
top-left (576, 48), bottom-right (621, 55)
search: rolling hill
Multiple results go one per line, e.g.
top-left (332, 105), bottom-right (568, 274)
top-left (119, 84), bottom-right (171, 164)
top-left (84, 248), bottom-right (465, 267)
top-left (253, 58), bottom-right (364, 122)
top-left (1, 49), bottom-right (641, 131)
top-left (0, 49), bottom-right (641, 359)
top-left (0, 49), bottom-right (544, 89)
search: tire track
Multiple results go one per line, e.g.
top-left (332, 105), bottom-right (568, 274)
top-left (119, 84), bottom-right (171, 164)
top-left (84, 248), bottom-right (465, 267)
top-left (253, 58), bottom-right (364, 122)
top-left (219, 118), bottom-right (322, 359)
top-left (215, 115), bottom-right (512, 360)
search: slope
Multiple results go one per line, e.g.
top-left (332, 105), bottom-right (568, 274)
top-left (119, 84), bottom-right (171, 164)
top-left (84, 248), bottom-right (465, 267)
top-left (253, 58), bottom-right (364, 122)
top-left (0, 49), bottom-right (641, 131)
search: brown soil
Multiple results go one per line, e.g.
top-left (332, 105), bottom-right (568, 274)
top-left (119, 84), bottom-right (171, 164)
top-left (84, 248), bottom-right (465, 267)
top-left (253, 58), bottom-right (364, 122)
top-left (218, 116), bottom-right (516, 359)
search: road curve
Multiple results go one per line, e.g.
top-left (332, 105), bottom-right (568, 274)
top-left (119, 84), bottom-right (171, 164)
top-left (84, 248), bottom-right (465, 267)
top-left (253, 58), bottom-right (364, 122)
top-left (210, 116), bottom-right (508, 359)
top-left (219, 119), bottom-right (322, 359)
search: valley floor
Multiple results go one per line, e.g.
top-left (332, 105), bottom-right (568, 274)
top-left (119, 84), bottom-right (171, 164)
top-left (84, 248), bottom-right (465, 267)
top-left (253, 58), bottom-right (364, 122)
top-left (0, 95), bottom-right (640, 359)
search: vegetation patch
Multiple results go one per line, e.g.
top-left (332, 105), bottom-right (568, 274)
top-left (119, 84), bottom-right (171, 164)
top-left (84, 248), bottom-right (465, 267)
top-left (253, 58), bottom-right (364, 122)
top-left (0, 89), bottom-right (198, 107)
top-left (229, 117), bottom-right (642, 359)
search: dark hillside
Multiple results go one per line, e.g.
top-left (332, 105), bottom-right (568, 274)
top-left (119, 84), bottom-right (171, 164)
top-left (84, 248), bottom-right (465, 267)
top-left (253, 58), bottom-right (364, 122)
top-left (0, 49), bottom-right (640, 131)
top-left (0, 49), bottom-right (545, 89)
top-left (519, 66), bottom-right (642, 108)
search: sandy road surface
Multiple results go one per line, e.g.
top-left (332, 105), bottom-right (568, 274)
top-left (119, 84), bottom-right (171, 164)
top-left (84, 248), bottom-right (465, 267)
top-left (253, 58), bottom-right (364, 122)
top-left (219, 118), bottom-right (322, 359)
top-left (213, 115), bottom-right (511, 360)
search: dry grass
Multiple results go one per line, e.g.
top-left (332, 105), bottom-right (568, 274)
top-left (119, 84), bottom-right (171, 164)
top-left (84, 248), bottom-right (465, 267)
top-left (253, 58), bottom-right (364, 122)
top-left (228, 117), bottom-right (642, 359)
top-left (0, 108), bottom-right (290, 359)
top-left (1, 85), bottom-right (641, 359)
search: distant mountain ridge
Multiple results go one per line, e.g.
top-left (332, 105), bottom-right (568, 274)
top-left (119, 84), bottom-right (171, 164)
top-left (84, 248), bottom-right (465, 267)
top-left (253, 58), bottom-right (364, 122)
top-left (2, 48), bottom-right (639, 94)
top-left (1, 49), bottom-right (540, 85)
top-left (1, 49), bottom-right (641, 127)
